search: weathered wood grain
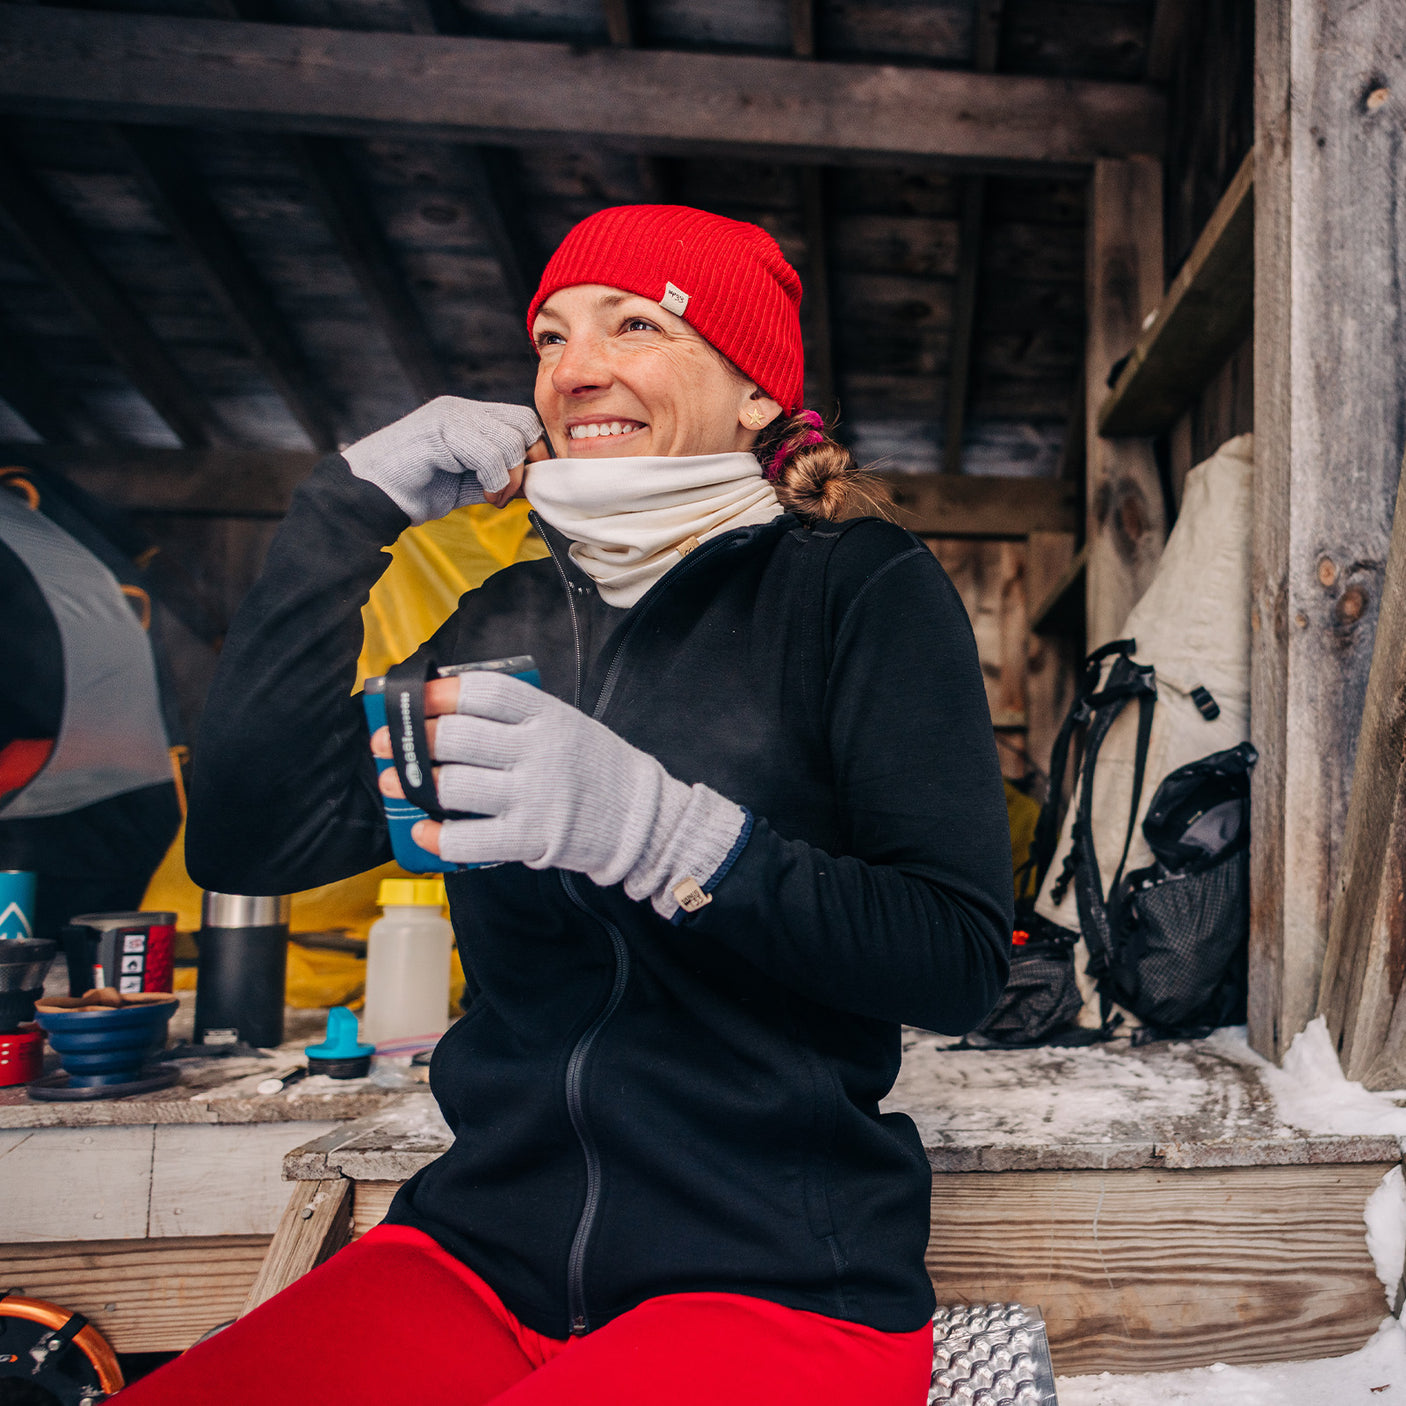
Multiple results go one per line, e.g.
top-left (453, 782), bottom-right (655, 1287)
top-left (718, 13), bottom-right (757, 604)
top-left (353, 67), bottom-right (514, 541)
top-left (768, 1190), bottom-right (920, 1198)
top-left (149, 1122), bottom-right (341, 1237)
top-left (875, 472), bottom-right (1078, 538)
top-left (1097, 146), bottom-right (1253, 437)
top-left (351, 1180), bottom-right (400, 1238)
top-left (241, 1178), bottom-right (352, 1314)
top-left (0, 136), bottom-right (229, 449)
top-left (927, 1162), bottom-right (1395, 1374)
top-left (0, 445), bottom-right (319, 517)
top-left (1317, 451), bottom-right (1406, 1088)
top-left (0, 7), bottom-right (1165, 171)
top-left (0, 1235), bottom-right (271, 1351)
top-left (927, 538), bottom-right (1028, 753)
top-left (1145, 0), bottom-right (1191, 83)
top-left (1084, 156), bottom-right (1166, 648)
top-left (112, 123), bottom-right (341, 451)
top-left (1249, 0), bottom-right (1405, 1060)
top-left (0, 1127), bottom-right (154, 1242)
top-left (1028, 544), bottom-right (1086, 638)
top-left (1024, 531), bottom-right (1078, 781)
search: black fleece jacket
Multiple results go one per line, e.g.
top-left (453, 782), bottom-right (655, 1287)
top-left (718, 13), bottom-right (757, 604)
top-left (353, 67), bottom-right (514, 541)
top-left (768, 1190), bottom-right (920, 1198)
top-left (187, 455), bottom-right (1013, 1337)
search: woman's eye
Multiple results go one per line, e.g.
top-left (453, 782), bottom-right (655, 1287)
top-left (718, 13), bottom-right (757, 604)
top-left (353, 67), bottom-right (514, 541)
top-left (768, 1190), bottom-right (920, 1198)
top-left (623, 317), bottom-right (658, 333)
top-left (535, 331), bottom-right (564, 348)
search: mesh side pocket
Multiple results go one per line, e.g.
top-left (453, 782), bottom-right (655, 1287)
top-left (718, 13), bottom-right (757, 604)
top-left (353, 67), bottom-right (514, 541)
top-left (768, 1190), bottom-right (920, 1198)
top-left (1117, 849), bottom-right (1248, 1028)
top-left (972, 929), bottom-right (1084, 1046)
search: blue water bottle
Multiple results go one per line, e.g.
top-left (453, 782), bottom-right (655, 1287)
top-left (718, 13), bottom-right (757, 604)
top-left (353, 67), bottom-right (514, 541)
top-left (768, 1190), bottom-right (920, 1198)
top-left (0, 871), bottom-right (37, 942)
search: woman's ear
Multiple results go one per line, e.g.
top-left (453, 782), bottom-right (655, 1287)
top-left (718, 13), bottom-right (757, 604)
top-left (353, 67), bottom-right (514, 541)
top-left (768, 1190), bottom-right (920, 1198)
top-left (739, 387), bottom-right (782, 432)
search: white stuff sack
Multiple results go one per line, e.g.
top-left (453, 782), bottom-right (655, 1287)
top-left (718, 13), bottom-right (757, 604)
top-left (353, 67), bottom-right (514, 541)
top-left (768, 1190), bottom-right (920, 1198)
top-left (1034, 434), bottom-right (1254, 1027)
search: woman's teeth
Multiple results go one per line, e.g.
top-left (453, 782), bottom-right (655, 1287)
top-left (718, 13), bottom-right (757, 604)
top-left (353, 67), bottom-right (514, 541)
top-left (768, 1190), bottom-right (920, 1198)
top-left (568, 421), bottom-right (641, 440)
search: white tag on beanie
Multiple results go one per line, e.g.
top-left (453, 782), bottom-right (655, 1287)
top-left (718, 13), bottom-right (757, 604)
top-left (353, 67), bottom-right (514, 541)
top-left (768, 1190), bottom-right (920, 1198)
top-left (660, 281), bottom-right (690, 318)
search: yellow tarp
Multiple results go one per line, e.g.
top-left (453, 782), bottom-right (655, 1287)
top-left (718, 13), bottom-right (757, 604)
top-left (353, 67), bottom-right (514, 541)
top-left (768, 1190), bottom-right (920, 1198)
top-left (1005, 779), bottom-right (1041, 902)
top-left (145, 500), bottom-right (548, 1007)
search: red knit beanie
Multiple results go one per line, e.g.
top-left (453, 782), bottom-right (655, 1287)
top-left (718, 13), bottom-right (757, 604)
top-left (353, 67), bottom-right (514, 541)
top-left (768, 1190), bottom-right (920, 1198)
top-left (526, 205), bottom-right (805, 414)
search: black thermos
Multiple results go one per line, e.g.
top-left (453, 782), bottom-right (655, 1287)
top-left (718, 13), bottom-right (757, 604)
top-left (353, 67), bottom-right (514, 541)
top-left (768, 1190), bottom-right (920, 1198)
top-left (194, 892), bottom-right (290, 1048)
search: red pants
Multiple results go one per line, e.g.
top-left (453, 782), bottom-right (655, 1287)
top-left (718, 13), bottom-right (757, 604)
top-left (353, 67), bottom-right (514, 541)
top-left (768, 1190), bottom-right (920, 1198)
top-left (118, 1225), bottom-right (934, 1405)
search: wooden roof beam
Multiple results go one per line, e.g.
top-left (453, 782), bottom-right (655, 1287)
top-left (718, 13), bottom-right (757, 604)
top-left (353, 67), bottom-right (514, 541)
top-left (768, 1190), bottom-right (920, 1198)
top-left (456, 145), bottom-right (541, 322)
top-left (798, 170), bottom-right (835, 417)
top-left (10, 445), bottom-right (1077, 537)
top-left (289, 134), bottom-right (447, 403)
top-left (1146, 0), bottom-right (1191, 84)
top-left (112, 124), bottom-right (340, 451)
top-left (602, 0), bottom-right (645, 48)
top-left (0, 310), bottom-right (105, 445)
top-left (942, 0), bottom-right (1003, 475)
top-left (0, 135), bottom-right (227, 448)
top-left (789, 0), bottom-right (815, 58)
top-left (0, 6), bottom-right (1165, 173)
top-left (788, 3), bottom-right (835, 416)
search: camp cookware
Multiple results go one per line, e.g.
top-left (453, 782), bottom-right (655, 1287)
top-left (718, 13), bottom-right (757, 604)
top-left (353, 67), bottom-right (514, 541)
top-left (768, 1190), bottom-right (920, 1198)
top-left (194, 892), bottom-right (289, 1049)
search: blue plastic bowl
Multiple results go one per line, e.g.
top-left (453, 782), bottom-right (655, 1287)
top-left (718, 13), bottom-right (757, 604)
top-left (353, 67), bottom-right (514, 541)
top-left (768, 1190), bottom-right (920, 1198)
top-left (34, 999), bottom-right (179, 1087)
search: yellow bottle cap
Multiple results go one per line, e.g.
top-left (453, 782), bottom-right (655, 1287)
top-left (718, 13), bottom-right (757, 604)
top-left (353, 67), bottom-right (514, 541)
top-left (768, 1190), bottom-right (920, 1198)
top-left (377, 877), bottom-right (448, 908)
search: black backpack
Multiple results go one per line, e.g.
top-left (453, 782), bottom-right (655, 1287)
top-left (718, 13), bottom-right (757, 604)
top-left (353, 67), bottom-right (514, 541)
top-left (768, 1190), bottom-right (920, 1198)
top-left (974, 639), bottom-right (1256, 1046)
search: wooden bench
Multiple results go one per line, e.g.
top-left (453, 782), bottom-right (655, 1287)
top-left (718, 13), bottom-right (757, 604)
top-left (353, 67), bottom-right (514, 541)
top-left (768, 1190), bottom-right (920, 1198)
top-left (265, 1034), bottom-right (1402, 1376)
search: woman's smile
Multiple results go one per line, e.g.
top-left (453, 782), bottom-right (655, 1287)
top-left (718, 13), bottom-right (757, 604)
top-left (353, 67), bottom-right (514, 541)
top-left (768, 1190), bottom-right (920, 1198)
top-left (565, 416), bottom-right (648, 447)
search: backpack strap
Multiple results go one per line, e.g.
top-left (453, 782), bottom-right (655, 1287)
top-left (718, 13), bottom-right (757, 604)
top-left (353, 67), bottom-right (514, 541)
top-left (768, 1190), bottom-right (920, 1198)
top-left (1070, 653), bottom-right (1157, 998)
top-left (1029, 639), bottom-right (1139, 897)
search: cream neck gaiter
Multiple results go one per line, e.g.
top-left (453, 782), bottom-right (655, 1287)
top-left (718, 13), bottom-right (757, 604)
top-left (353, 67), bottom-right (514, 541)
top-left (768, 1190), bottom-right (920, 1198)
top-left (524, 452), bottom-right (783, 608)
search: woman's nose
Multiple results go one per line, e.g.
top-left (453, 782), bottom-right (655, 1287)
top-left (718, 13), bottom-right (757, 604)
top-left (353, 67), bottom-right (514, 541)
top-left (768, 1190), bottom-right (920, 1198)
top-left (549, 334), bottom-right (611, 397)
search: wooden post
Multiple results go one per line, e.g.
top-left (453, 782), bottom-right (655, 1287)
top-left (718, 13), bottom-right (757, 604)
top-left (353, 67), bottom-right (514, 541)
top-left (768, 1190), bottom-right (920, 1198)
top-left (1025, 530), bottom-right (1078, 787)
top-left (1084, 157), bottom-right (1165, 649)
top-left (241, 1178), bottom-right (352, 1315)
top-left (1317, 452), bottom-right (1406, 1087)
top-left (1250, 0), bottom-right (1406, 1061)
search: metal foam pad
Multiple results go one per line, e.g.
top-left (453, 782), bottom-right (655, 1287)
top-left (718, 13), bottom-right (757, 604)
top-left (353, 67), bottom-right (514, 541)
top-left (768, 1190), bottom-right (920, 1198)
top-left (928, 1302), bottom-right (1058, 1406)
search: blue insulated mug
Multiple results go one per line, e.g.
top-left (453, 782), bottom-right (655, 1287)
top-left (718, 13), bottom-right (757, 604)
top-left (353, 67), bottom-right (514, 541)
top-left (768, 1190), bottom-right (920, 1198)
top-left (0, 871), bottom-right (37, 942)
top-left (361, 656), bottom-right (540, 874)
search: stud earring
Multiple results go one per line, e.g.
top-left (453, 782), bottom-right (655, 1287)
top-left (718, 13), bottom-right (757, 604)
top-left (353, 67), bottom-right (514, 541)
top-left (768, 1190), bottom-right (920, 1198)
top-left (745, 407), bottom-right (768, 428)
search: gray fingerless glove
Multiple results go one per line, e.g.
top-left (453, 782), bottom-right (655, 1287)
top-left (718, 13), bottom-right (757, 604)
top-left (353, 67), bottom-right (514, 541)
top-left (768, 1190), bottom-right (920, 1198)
top-left (342, 396), bottom-right (544, 525)
top-left (431, 674), bottom-right (749, 920)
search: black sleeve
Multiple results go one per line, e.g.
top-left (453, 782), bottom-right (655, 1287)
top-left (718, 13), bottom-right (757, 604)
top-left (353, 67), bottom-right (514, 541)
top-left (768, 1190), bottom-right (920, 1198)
top-left (683, 522), bottom-right (1013, 1035)
top-left (185, 455), bottom-right (414, 894)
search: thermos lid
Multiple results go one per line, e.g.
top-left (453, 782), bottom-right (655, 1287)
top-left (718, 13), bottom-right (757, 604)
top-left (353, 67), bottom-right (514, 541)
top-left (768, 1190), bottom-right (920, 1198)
top-left (378, 878), bottom-right (447, 908)
top-left (69, 911), bottom-right (177, 930)
top-left (200, 892), bottom-right (292, 928)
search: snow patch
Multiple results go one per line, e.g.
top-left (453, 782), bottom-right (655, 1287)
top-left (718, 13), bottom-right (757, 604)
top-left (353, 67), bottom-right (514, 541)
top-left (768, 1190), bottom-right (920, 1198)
top-left (1366, 1166), bottom-right (1406, 1312)
top-left (1206, 1018), bottom-right (1406, 1140)
top-left (1056, 1316), bottom-right (1406, 1404)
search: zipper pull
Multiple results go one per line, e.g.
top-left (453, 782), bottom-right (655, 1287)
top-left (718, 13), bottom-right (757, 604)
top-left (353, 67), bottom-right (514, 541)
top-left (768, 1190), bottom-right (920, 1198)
top-left (571, 1315), bottom-right (588, 1336)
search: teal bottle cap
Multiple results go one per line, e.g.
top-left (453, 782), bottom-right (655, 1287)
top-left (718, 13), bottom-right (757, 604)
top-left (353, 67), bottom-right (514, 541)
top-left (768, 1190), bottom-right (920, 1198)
top-left (306, 1006), bottom-right (374, 1061)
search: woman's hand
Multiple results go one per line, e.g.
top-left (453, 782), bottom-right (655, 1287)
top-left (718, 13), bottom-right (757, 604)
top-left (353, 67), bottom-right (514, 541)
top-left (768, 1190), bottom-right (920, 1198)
top-left (369, 673), bottom-right (748, 918)
top-left (482, 437), bottom-right (550, 509)
top-left (370, 677), bottom-right (463, 855)
top-left (342, 396), bottom-right (546, 524)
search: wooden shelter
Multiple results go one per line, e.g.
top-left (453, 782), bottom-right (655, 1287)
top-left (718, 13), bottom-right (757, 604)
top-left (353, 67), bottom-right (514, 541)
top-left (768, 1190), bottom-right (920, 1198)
top-left (4, 0), bottom-right (1406, 1376)
top-left (1, 0), bottom-right (1399, 1068)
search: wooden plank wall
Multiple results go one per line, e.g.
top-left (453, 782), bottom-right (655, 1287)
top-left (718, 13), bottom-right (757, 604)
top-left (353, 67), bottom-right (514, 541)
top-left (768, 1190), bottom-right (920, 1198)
top-left (1251, 0), bottom-right (1406, 1060)
top-left (1083, 157), bottom-right (1165, 649)
top-left (1161, 0), bottom-right (1255, 508)
top-left (925, 536), bottom-right (1047, 785)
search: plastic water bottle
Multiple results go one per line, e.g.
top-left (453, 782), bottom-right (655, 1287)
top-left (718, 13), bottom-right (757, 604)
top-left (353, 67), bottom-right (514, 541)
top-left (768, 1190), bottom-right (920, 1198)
top-left (361, 878), bottom-right (454, 1046)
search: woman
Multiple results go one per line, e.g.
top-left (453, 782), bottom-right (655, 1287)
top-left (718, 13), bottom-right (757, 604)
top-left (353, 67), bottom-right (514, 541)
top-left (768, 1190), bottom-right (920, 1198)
top-left (134, 205), bottom-right (1012, 1404)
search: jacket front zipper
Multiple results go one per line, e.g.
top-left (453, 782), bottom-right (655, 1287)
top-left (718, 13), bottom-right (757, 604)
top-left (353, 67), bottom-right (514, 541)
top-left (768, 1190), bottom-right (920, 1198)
top-left (539, 520), bottom-right (768, 1335)
top-left (559, 872), bottom-right (631, 1334)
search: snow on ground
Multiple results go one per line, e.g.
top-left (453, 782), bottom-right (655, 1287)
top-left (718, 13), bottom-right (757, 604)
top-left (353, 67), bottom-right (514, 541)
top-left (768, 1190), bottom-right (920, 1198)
top-left (1207, 1018), bottom-right (1406, 1139)
top-left (1056, 1318), bottom-right (1406, 1404)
